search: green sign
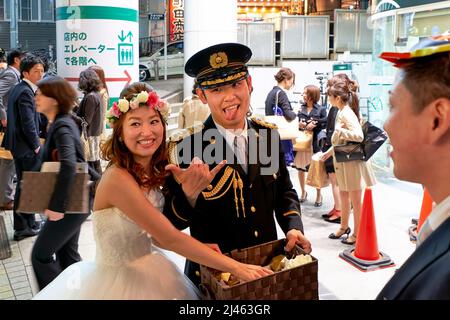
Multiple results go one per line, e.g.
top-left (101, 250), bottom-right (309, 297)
top-left (333, 64), bottom-right (352, 71)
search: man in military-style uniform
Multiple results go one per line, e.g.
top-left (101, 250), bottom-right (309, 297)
top-left (163, 43), bottom-right (311, 286)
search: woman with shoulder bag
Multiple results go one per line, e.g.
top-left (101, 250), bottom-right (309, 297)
top-left (76, 69), bottom-right (104, 177)
top-left (320, 77), bottom-right (376, 245)
top-left (31, 77), bottom-right (90, 290)
top-left (265, 68), bottom-right (297, 166)
top-left (294, 85), bottom-right (327, 206)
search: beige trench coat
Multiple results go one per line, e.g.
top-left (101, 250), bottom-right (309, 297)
top-left (329, 106), bottom-right (376, 191)
top-left (178, 95), bottom-right (210, 129)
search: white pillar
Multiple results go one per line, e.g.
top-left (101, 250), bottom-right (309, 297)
top-left (55, 0), bottom-right (139, 104)
top-left (183, 0), bottom-right (237, 98)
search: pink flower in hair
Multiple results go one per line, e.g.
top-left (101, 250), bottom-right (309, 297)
top-left (111, 102), bottom-right (121, 118)
top-left (146, 91), bottom-right (159, 108)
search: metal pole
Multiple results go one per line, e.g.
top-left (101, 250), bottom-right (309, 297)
top-left (164, 0), bottom-right (168, 80)
top-left (10, 0), bottom-right (19, 49)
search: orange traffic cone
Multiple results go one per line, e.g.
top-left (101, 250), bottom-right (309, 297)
top-left (417, 188), bottom-right (433, 232)
top-left (339, 187), bottom-right (395, 271)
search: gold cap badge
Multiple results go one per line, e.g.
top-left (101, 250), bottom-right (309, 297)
top-left (209, 52), bottom-right (228, 69)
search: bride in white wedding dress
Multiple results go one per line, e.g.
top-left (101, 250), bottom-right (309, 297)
top-left (33, 83), bottom-right (272, 300)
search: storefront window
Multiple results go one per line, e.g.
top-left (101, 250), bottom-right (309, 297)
top-left (397, 7), bottom-right (450, 46)
top-left (20, 0), bottom-right (31, 21)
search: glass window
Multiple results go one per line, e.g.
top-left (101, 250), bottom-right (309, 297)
top-left (20, 0), bottom-right (31, 21)
top-left (41, 0), bottom-right (54, 21)
top-left (32, 0), bottom-right (39, 21)
top-left (5, 0), bottom-right (10, 20)
top-left (0, 0), bottom-right (4, 21)
top-left (397, 7), bottom-right (450, 46)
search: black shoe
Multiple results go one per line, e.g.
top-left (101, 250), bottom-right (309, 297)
top-left (32, 220), bottom-right (44, 231)
top-left (314, 195), bottom-right (323, 207)
top-left (299, 192), bottom-right (308, 203)
top-left (13, 228), bottom-right (39, 241)
top-left (329, 227), bottom-right (351, 239)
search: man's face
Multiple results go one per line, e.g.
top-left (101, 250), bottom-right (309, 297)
top-left (384, 79), bottom-right (427, 183)
top-left (197, 77), bottom-right (252, 130)
top-left (23, 63), bottom-right (44, 84)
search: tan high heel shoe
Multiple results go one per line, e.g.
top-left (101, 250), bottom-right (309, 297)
top-left (328, 227), bottom-right (351, 239)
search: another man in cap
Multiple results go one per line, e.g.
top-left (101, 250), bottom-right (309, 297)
top-left (163, 43), bottom-right (311, 285)
top-left (377, 33), bottom-right (450, 299)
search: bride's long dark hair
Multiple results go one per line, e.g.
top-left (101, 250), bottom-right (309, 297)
top-left (101, 82), bottom-right (169, 189)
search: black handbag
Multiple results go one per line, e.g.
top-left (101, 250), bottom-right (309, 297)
top-left (362, 121), bottom-right (388, 161)
top-left (334, 121), bottom-right (388, 163)
top-left (334, 142), bottom-right (366, 162)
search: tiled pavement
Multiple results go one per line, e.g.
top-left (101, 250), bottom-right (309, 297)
top-left (0, 165), bottom-right (422, 300)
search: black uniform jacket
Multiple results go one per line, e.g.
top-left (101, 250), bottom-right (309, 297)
top-left (163, 115), bottom-right (303, 285)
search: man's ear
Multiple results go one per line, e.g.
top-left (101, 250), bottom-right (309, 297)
top-left (428, 98), bottom-right (450, 144)
top-left (196, 87), bottom-right (208, 104)
top-left (246, 75), bottom-right (253, 94)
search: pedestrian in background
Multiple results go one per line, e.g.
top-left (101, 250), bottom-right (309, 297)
top-left (76, 68), bottom-right (103, 176)
top-left (178, 84), bottom-right (210, 129)
top-left (265, 67), bottom-right (297, 166)
top-left (31, 77), bottom-right (89, 290)
top-left (294, 84), bottom-right (327, 206)
top-left (0, 49), bottom-right (24, 212)
top-left (1, 55), bottom-right (45, 241)
top-left (88, 65), bottom-right (110, 135)
top-left (321, 76), bottom-right (376, 245)
top-left (321, 74), bottom-right (355, 223)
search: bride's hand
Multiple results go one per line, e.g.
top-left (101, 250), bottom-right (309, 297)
top-left (232, 263), bottom-right (273, 282)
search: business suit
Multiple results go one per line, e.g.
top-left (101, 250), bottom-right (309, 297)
top-left (31, 114), bottom-right (89, 289)
top-left (377, 217), bottom-right (450, 299)
top-left (163, 116), bottom-right (303, 285)
top-left (2, 80), bottom-right (42, 231)
top-left (0, 66), bottom-right (20, 207)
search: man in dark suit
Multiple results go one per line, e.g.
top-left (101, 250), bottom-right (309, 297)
top-left (0, 49), bottom-right (24, 211)
top-left (377, 34), bottom-right (450, 299)
top-left (2, 55), bottom-right (45, 241)
top-left (163, 43), bottom-right (311, 285)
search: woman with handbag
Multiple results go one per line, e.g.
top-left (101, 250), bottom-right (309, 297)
top-left (265, 67), bottom-right (297, 166)
top-left (31, 77), bottom-right (90, 289)
top-left (76, 68), bottom-right (104, 177)
top-left (320, 77), bottom-right (376, 245)
top-left (293, 85), bottom-right (327, 206)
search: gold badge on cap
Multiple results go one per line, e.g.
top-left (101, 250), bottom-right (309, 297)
top-left (209, 52), bottom-right (228, 69)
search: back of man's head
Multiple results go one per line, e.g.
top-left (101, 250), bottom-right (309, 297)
top-left (19, 54), bottom-right (44, 79)
top-left (7, 49), bottom-right (24, 67)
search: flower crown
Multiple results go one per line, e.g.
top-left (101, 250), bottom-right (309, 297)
top-left (106, 91), bottom-right (170, 126)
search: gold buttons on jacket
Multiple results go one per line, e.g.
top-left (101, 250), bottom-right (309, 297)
top-left (254, 230), bottom-right (259, 238)
top-left (251, 206), bottom-right (256, 213)
top-left (207, 184), bottom-right (213, 191)
top-left (195, 271), bottom-right (200, 277)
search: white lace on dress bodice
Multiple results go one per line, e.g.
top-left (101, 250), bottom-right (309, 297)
top-left (93, 188), bottom-right (165, 267)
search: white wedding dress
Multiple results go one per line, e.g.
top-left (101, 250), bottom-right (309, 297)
top-left (33, 189), bottom-right (200, 300)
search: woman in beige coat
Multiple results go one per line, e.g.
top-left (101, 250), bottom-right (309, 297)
top-left (321, 77), bottom-right (376, 245)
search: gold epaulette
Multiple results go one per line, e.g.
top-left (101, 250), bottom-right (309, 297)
top-left (250, 116), bottom-right (278, 129)
top-left (167, 124), bottom-right (205, 165)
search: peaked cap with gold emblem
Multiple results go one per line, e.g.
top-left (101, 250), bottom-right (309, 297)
top-left (185, 43), bottom-right (252, 89)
